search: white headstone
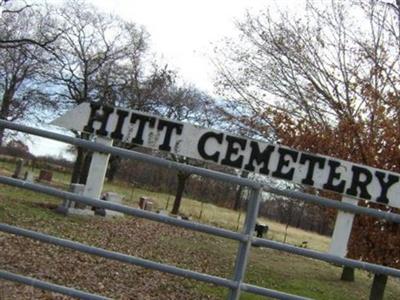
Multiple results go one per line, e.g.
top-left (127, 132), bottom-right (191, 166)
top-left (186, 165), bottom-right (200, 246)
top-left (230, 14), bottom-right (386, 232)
top-left (105, 192), bottom-right (122, 204)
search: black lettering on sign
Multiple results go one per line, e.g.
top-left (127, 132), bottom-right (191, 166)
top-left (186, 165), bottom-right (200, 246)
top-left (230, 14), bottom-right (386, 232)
top-left (271, 148), bottom-right (299, 180)
top-left (323, 160), bottom-right (346, 193)
top-left (130, 113), bottom-right (156, 145)
top-left (221, 136), bottom-right (247, 168)
top-left (346, 166), bottom-right (373, 200)
top-left (84, 102), bottom-right (114, 136)
top-left (157, 120), bottom-right (183, 151)
top-left (83, 102), bottom-right (101, 134)
top-left (110, 109), bottom-right (129, 140)
top-left (197, 131), bottom-right (224, 163)
top-left (74, 102), bottom-right (400, 207)
top-left (244, 141), bottom-right (275, 175)
top-left (299, 153), bottom-right (326, 186)
top-left (375, 171), bottom-right (399, 204)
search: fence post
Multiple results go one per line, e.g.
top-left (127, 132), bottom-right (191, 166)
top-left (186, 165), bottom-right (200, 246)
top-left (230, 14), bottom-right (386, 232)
top-left (228, 187), bottom-right (261, 300)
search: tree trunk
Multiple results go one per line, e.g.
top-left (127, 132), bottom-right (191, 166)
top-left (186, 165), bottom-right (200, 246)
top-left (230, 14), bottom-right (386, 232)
top-left (0, 90), bottom-right (13, 146)
top-left (233, 171), bottom-right (249, 211)
top-left (296, 203), bottom-right (306, 228)
top-left (106, 155), bottom-right (121, 182)
top-left (369, 274), bottom-right (387, 300)
top-left (341, 266), bottom-right (355, 282)
top-left (71, 147), bottom-right (85, 183)
top-left (70, 133), bottom-right (91, 184)
top-left (171, 171), bottom-right (190, 215)
top-left (233, 185), bottom-right (244, 211)
top-left (79, 151), bottom-right (92, 184)
top-left (0, 127), bottom-right (5, 147)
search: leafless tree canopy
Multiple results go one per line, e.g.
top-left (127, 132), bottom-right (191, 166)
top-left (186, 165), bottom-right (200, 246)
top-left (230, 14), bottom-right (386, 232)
top-left (215, 1), bottom-right (400, 152)
top-left (0, 1), bottom-right (60, 144)
top-left (215, 0), bottom-right (400, 268)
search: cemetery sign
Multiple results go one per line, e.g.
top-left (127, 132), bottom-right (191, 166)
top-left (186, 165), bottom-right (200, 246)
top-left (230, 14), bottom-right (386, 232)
top-left (52, 102), bottom-right (400, 208)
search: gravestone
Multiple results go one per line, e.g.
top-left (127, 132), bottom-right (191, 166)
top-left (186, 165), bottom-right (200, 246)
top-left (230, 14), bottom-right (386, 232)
top-left (56, 183), bottom-right (85, 215)
top-left (94, 192), bottom-right (123, 216)
top-left (158, 210), bottom-right (169, 216)
top-left (70, 183), bottom-right (86, 209)
top-left (139, 196), bottom-right (153, 211)
top-left (105, 192), bottom-right (122, 204)
top-left (95, 192), bottom-right (124, 217)
top-left (23, 170), bottom-right (34, 182)
top-left (144, 200), bottom-right (153, 211)
top-left (38, 170), bottom-right (53, 182)
top-left (139, 196), bottom-right (148, 209)
top-left (12, 159), bottom-right (24, 179)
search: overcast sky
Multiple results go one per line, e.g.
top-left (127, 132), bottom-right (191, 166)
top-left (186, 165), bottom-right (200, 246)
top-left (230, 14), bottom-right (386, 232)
top-left (29, 0), bottom-right (306, 157)
top-left (88, 0), bottom-right (265, 92)
top-left (88, 0), bottom-right (305, 93)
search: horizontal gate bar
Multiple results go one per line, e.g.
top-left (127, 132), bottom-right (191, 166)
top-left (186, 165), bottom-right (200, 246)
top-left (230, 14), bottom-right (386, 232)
top-left (0, 224), bottom-right (308, 300)
top-left (265, 186), bottom-right (400, 224)
top-left (0, 175), bottom-right (245, 242)
top-left (0, 119), bottom-right (261, 189)
top-left (0, 270), bottom-right (109, 300)
top-left (252, 238), bottom-right (400, 278)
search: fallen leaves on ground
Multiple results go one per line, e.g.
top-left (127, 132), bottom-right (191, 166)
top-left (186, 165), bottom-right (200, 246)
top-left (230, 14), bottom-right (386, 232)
top-left (0, 213), bottom-right (233, 299)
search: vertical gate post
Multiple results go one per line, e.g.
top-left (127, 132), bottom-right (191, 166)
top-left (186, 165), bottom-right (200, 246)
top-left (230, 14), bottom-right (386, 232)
top-left (228, 187), bottom-right (261, 300)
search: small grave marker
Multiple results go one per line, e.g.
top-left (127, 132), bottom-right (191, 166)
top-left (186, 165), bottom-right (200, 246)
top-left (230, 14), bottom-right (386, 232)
top-left (38, 170), bottom-right (52, 182)
top-left (23, 171), bottom-right (33, 182)
top-left (12, 159), bottom-right (24, 179)
top-left (144, 200), bottom-right (153, 211)
top-left (56, 183), bottom-right (85, 214)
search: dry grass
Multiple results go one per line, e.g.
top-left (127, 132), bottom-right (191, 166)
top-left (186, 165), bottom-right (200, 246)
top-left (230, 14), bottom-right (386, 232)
top-left (102, 180), bottom-right (331, 252)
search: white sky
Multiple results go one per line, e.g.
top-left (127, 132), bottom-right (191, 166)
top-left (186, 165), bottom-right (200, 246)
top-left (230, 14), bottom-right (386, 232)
top-left (88, 0), bottom-right (305, 92)
top-left (29, 0), bottom-right (306, 157)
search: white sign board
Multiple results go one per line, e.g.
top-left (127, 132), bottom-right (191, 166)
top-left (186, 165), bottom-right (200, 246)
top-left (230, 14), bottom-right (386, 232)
top-left (52, 102), bottom-right (400, 208)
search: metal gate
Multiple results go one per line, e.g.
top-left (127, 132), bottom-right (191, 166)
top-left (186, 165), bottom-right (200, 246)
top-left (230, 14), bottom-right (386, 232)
top-left (1, 119), bottom-right (400, 300)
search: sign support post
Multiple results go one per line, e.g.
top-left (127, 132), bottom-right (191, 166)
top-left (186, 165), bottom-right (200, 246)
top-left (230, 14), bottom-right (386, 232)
top-left (83, 136), bottom-right (113, 201)
top-left (329, 196), bottom-right (358, 257)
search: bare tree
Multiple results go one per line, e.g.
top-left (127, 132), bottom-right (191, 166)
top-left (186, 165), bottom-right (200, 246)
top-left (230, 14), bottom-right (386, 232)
top-left (48, 0), bottom-right (128, 106)
top-left (94, 20), bottom-right (178, 113)
top-left (215, 0), bottom-right (400, 273)
top-left (45, 0), bottom-right (151, 183)
top-left (0, 1), bottom-right (58, 145)
top-left (215, 0), bottom-right (400, 158)
top-left (101, 63), bottom-right (178, 183)
top-left (156, 85), bottom-right (217, 215)
top-left (0, 0), bottom-right (62, 50)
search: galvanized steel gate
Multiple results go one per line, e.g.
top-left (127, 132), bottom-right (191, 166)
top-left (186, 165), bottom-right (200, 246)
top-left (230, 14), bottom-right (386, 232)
top-left (1, 119), bottom-right (400, 300)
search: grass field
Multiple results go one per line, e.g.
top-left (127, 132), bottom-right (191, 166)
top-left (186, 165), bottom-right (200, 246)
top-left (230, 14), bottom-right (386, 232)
top-left (0, 159), bottom-right (399, 299)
